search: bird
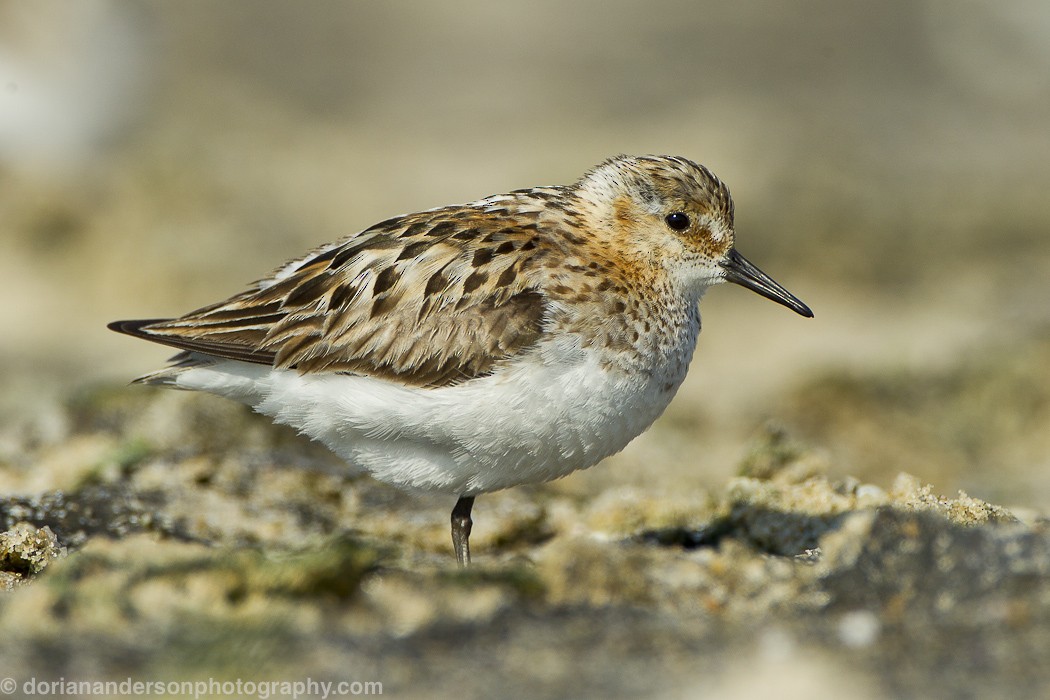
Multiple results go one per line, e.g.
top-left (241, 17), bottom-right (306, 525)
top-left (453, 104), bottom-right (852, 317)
top-left (108, 154), bottom-right (813, 566)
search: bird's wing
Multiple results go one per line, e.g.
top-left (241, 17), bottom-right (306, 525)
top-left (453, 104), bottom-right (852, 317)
top-left (109, 201), bottom-right (553, 387)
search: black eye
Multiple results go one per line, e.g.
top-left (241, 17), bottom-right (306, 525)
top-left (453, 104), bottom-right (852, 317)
top-left (665, 212), bottom-right (690, 231)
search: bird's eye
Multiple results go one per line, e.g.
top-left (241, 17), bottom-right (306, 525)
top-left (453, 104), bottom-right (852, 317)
top-left (665, 212), bottom-right (691, 231)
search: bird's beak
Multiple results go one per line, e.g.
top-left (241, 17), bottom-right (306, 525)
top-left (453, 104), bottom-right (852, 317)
top-left (720, 248), bottom-right (814, 318)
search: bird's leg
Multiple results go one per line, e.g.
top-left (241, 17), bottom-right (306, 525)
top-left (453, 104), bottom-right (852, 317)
top-left (451, 496), bottom-right (475, 567)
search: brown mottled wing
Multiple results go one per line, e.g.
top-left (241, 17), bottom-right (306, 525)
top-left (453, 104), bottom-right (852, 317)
top-left (110, 201), bottom-right (552, 388)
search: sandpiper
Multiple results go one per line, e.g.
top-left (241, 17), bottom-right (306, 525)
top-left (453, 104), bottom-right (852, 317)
top-left (109, 155), bottom-right (812, 565)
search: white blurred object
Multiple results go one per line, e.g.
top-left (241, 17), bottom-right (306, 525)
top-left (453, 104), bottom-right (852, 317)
top-left (0, 0), bottom-right (146, 174)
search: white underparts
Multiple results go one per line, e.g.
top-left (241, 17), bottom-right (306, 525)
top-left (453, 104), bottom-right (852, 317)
top-left (172, 326), bottom-right (698, 496)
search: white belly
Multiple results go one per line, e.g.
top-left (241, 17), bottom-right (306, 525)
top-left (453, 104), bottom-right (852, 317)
top-left (173, 338), bottom-right (694, 495)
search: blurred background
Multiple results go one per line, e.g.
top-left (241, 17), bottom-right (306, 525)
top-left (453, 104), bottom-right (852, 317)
top-left (2, 0), bottom-right (1049, 507)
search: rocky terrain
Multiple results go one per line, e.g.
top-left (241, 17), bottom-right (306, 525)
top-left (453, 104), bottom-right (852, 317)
top-left (2, 379), bottom-right (1049, 699)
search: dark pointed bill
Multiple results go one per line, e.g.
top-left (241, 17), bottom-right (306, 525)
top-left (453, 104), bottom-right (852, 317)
top-left (720, 248), bottom-right (814, 318)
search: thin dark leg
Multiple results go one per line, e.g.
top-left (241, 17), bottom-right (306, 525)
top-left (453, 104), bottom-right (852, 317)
top-left (451, 496), bottom-right (475, 567)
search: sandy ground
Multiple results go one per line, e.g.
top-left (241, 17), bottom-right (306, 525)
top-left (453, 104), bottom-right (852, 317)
top-left (2, 3), bottom-right (1050, 698)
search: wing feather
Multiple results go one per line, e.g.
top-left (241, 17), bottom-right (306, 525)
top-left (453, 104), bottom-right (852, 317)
top-left (109, 200), bottom-right (553, 388)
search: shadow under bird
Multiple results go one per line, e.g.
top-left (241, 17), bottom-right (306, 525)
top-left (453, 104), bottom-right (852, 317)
top-left (109, 154), bottom-right (813, 566)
